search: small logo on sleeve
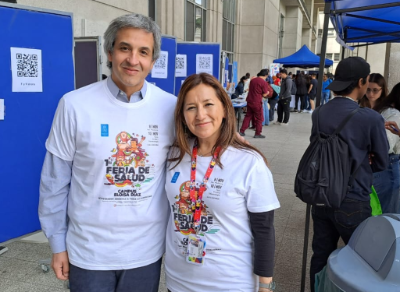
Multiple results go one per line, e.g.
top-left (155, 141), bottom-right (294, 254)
top-left (171, 172), bottom-right (180, 183)
top-left (101, 124), bottom-right (109, 137)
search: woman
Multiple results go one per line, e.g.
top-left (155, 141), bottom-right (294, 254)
top-left (295, 72), bottom-right (307, 112)
top-left (165, 73), bottom-right (280, 292)
top-left (359, 73), bottom-right (387, 108)
top-left (232, 75), bottom-right (247, 99)
top-left (374, 82), bottom-right (400, 213)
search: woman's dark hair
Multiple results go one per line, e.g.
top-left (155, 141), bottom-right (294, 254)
top-left (169, 73), bottom-right (268, 169)
top-left (359, 73), bottom-right (387, 108)
top-left (333, 77), bottom-right (368, 97)
top-left (374, 82), bottom-right (400, 113)
top-left (239, 75), bottom-right (246, 84)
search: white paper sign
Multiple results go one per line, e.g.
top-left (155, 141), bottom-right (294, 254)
top-left (11, 47), bottom-right (43, 92)
top-left (196, 54), bottom-right (213, 75)
top-left (151, 51), bottom-right (168, 79)
top-left (175, 54), bottom-right (187, 77)
top-left (0, 99), bottom-right (4, 120)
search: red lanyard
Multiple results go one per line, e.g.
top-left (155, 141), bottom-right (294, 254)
top-left (190, 139), bottom-right (221, 232)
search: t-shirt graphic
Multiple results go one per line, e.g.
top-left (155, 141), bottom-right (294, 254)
top-left (103, 131), bottom-right (155, 202)
top-left (172, 181), bottom-right (220, 236)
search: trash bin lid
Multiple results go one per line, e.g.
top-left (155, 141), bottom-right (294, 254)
top-left (327, 214), bottom-right (400, 292)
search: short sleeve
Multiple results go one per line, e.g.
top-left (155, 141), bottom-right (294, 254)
top-left (45, 97), bottom-right (76, 161)
top-left (245, 156), bottom-right (280, 213)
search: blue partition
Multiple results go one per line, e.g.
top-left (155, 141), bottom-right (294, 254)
top-left (0, 4), bottom-right (74, 242)
top-left (175, 42), bottom-right (220, 96)
top-left (146, 35), bottom-right (177, 95)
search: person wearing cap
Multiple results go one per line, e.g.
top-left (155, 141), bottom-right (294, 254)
top-left (309, 57), bottom-right (389, 292)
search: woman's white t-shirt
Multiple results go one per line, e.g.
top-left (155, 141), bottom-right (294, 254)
top-left (165, 145), bottom-right (280, 292)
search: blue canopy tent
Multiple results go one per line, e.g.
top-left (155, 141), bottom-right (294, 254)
top-left (273, 44), bottom-right (333, 68)
top-left (329, 0), bottom-right (400, 46)
top-left (300, 2), bottom-right (400, 292)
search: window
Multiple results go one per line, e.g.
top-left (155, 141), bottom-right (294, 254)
top-left (334, 53), bottom-right (340, 61)
top-left (326, 53), bottom-right (333, 60)
top-left (148, 0), bottom-right (156, 21)
top-left (186, 0), bottom-right (207, 42)
top-left (222, 0), bottom-right (236, 56)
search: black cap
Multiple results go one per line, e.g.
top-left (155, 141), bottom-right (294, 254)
top-left (327, 57), bottom-right (370, 91)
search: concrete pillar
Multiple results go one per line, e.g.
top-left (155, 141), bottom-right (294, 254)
top-left (387, 43), bottom-right (400, 90)
top-left (302, 27), bottom-right (312, 48)
top-left (155, 0), bottom-right (184, 41)
top-left (282, 6), bottom-right (302, 57)
top-left (235, 0), bottom-right (279, 77)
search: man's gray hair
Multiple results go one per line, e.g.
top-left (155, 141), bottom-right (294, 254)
top-left (103, 14), bottom-right (161, 68)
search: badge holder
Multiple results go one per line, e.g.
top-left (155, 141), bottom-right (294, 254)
top-left (186, 234), bottom-right (206, 265)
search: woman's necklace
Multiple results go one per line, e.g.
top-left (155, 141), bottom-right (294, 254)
top-left (198, 150), bottom-right (212, 157)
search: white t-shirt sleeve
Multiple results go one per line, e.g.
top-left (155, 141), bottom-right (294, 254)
top-left (45, 97), bottom-right (76, 161)
top-left (245, 156), bottom-right (280, 213)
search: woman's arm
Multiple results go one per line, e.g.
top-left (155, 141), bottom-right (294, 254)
top-left (249, 211), bottom-right (275, 291)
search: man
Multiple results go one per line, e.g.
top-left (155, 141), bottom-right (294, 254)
top-left (276, 69), bottom-right (292, 125)
top-left (309, 57), bottom-right (389, 291)
top-left (321, 74), bottom-right (332, 105)
top-left (265, 69), bottom-right (273, 85)
top-left (307, 73), bottom-right (318, 113)
top-left (39, 14), bottom-right (177, 292)
top-left (239, 69), bottom-right (272, 138)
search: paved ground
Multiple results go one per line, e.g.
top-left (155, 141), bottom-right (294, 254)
top-left (0, 111), bottom-right (314, 292)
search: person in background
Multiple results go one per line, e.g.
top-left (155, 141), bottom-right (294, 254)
top-left (366, 77), bottom-right (400, 213)
top-left (269, 84), bottom-right (280, 122)
top-left (274, 73), bottom-right (281, 86)
top-left (295, 72), bottom-right (307, 113)
top-left (321, 74), bottom-right (332, 105)
top-left (240, 69), bottom-right (271, 138)
top-left (276, 69), bottom-right (292, 125)
top-left (165, 72), bottom-right (280, 292)
top-left (309, 57), bottom-right (388, 291)
top-left (265, 69), bottom-right (273, 85)
top-left (307, 73), bottom-right (318, 114)
top-left (359, 73), bottom-right (386, 109)
top-left (232, 75), bottom-right (248, 99)
top-left (262, 75), bottom-right (274, 127)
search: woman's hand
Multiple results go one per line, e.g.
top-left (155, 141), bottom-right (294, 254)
top-left (259, 277), bottom-right (274, 292)
top-left (385, 121), bottom-right (400, 136)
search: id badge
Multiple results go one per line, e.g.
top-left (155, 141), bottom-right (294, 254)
top-left (186, 234), bottom-right (206, 265)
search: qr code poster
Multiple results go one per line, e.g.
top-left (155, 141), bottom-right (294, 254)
top-left (151, 51), bottom-right (168, 79)
top-left (196, 54), bottom-right (213, 75)
top-left (10, 47), bottom-right (43, 92)
top-left (175, 54), bottom-right (187, 77)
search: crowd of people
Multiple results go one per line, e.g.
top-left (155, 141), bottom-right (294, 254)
top-left (36, 11), bottom-right (400, 292)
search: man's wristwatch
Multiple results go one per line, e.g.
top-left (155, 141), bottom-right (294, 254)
top-left (259, 281), bottom-right (276, 291)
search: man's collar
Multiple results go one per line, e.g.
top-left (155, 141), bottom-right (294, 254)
top-left (106, 76), bottom-right (147, 99)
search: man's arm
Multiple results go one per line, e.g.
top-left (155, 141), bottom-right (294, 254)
top-left (39, 151), bottom-right (72, 280)
top-left (308, 84), bottom-right (313, 94)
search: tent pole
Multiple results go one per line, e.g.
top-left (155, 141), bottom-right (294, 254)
top-left (316, 2), bottom-right (330, 107)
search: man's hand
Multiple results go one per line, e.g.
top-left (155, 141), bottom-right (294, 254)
top-left (385, 121), bottom-right (400, 136)
top-left (52, 251), bottom-right (70, 280)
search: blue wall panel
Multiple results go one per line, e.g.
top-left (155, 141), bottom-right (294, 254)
top-left (174, 42), bottom-right (220, 96)
top-left (0, 6), bottom-right (74, 242)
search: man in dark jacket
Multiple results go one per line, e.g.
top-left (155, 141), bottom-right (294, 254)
top-left (276, 69), bottom-right (292, 125)
top-left (294, 72), bottom-right (307, 112)
top-left (309, 57), bottom-right (389, 291)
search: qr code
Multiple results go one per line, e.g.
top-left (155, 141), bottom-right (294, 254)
top-left (176, 56), bottom-right (185, 69)
top-left (16, 53), bottom-right (38, 77)
top-left (154, 54), bottom-right (167, 69)
top-left (198, 56), bottom-right (211, 69)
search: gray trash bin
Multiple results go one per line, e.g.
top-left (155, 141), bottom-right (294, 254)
top-left (327, 214), bottom-right (400, 292)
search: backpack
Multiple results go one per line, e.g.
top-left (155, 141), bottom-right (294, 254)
top-left (294, 107), bottom-right (360, 209)
top-left (291, 80), bottom-right (297, 95)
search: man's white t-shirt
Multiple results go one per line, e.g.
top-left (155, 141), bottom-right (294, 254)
top-left (46, 80), bottom-right (176, 270)
top-left (165, 145), bottom-right (280, 291)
